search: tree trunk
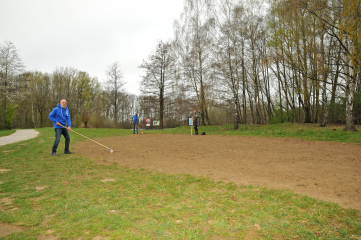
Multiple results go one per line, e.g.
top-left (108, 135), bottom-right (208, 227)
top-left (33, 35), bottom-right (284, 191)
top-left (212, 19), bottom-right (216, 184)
top-left (344, 75), bottom-right (357, 131)
top-left (234, 99), bottom-right (239, 130)
top-left (3, 67), bottom-right (8, 128)
top-left (242, 43), bottom-right (247, 124)
top-left (320, 80), bottom-right (328, 127)
top-left (31, 98), bottom-right (35, 128)
top-left (301, 21), bottom-right (312, 123)
top-left (320, 33), bottom-right (328, 127)
top-left (160, 88), bottom-right (164, 130)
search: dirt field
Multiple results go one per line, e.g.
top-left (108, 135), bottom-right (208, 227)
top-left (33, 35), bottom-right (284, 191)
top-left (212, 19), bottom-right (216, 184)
top-left (74, 134), bottom-right (361, 211)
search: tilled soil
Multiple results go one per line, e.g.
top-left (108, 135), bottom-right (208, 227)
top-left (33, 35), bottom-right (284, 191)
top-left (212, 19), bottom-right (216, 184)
top-left (74, 134), bottom-right (361, 210)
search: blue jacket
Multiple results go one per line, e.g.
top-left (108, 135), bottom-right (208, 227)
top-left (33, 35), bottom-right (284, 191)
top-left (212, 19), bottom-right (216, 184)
top-left (132, 115), bottom-right (139, 124)
top-left (48, 103), bottom-right (72, 128)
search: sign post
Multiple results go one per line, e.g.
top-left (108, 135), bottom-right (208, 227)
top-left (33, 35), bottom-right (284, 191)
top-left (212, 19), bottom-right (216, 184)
top-left (146, 118), bottom-right (150, 130)
top-left (153, 120), bottom-right (160, 130)
top-left (188, 117), bottom-right (193, 135)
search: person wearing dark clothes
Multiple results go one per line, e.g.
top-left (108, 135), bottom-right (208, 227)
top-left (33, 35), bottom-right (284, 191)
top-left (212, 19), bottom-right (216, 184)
top-left (48, 99), bottom-right (73, 156)
top-left (192, 109), bottom-right (200, 135)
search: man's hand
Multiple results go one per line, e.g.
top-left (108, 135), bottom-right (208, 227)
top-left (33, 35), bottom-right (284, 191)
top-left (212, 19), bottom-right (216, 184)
top-left (56, 122), bottom-right (61, 126)
top-left (67, 127), bottom-right (71, 131)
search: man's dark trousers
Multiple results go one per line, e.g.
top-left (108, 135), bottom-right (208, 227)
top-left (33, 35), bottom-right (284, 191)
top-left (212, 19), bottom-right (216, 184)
top-left (193, 125), bottom-right (198, 135)
top-left (52, 128), bottom-right (70, 153)
top-left (133, 123), bottom-right (138, 134)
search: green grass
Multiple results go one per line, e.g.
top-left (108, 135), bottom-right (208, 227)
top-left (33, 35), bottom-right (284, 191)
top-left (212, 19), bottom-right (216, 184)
top-left (145, 123), bottom-right (361, 144)
top-left (0, 129), bottom-right (16, 137)
top-left (0, 126), bottom-right (361, 239)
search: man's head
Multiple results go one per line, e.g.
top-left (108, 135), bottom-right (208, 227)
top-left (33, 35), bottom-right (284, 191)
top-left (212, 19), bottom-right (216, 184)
top-left (60, 99), bottom-right (67, 109)
top-left (135, 113), bottom-right (138, 116)
top-left (193, 109), bottom-right (197, 113)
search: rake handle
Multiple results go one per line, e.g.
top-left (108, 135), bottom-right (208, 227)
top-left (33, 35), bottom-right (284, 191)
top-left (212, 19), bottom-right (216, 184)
top-left (58, 124), bottom-right (111, 151)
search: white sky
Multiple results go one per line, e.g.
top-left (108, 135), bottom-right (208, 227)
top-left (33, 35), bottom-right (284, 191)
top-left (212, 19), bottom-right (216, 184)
top-left (0, 0), bottom-right (184, 95)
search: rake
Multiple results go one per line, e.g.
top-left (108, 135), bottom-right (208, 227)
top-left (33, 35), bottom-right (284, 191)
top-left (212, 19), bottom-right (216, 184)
top-left (59, 124), bottom-right (113, 153)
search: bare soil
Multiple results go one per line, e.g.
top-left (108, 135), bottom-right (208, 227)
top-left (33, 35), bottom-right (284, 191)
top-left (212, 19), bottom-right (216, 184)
top-left (74, 134), bottom-right (361, 210)
top-left (0, 223), bottom-right (23, 238)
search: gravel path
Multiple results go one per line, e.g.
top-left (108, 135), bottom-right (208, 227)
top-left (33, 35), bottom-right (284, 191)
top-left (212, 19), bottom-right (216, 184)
top-left (0, 129), bottom-right (39, 146)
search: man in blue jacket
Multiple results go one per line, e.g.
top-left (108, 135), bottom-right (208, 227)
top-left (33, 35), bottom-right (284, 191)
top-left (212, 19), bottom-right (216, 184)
top-left (48, 99), bottom-right (74, 156)
top-left (132, 113), bottom-right (139, 134)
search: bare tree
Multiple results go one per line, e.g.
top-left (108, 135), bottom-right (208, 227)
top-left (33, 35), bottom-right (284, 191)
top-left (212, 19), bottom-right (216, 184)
top-left (105, 62), bottom-right (125, 126)
top-left (174, 0), bottom-right (214, 126)
top-left (210, 0), bottom-right (246, 129)
top-left (72, 71), bottom-right (100, 127)
top-left (0, 41), bottom-right (25, 129)
top-left (292, 0), bottom-right (359, 130)
top-left (139, 40), bottom-right (175, 130)
top-left (29, 71), bottom-right (51, 126)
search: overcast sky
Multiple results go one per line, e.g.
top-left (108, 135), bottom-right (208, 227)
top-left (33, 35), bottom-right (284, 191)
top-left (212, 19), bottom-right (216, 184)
top-left (0, 0), bottom-right (184, 95)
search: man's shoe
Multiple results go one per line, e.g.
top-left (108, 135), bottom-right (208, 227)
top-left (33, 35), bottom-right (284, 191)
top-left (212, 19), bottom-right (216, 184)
top-left (64, 151), bottom-right (74, 154)
top-left (52, 152), bottom-right (60, 156)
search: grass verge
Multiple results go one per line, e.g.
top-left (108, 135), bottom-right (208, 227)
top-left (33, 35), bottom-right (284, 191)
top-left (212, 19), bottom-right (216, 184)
top-left (0, 130), bottom-right (16, 138)
top-left (0, 126), bottom-right (360, 239)
top-left (144, 123), bottom-right (361, 144)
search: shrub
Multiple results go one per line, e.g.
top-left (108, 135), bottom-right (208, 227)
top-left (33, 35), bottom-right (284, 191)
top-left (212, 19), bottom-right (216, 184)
top-left (269, 102), bottom-right (294, 124)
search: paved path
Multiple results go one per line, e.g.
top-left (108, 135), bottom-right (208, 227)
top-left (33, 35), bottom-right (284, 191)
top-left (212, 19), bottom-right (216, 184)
top-left (0, 129), bottom-right (39, 146)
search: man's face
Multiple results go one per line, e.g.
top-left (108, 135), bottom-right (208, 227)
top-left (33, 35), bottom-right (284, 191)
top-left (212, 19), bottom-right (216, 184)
top-left (193, 109), bottom-right (196, 113)
top-left (60, 100), bottom-right (67, 108)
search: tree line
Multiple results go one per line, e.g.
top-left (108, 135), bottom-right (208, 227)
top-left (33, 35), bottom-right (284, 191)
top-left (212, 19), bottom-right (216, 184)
top-left (139, 0), bottom-right (360, 131)
top-left (1, 0), bottom-right (360, 130)
top-left (0, 44), bottom-right (137, 129)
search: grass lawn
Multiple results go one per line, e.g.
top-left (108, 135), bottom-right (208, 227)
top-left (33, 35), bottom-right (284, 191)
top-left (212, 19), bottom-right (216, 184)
top-left (0, 129), bottom-right (16, 138)
top-left (0, 124), bottom-right (360, 239)
top-left (146, 123), bottom-right (361, 144)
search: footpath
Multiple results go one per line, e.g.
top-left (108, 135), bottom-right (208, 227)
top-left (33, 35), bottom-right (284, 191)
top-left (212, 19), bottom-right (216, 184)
top-left (0, 129), bottom-right (39, 146)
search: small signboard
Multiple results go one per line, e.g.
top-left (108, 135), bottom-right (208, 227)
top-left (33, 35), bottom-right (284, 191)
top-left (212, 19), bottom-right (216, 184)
top-left (188, 117), bottom-right (193, 126)
top-left (146, 124), bottom-right (150, 127)
top-left (153, 120), bottom-right (160, 126)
